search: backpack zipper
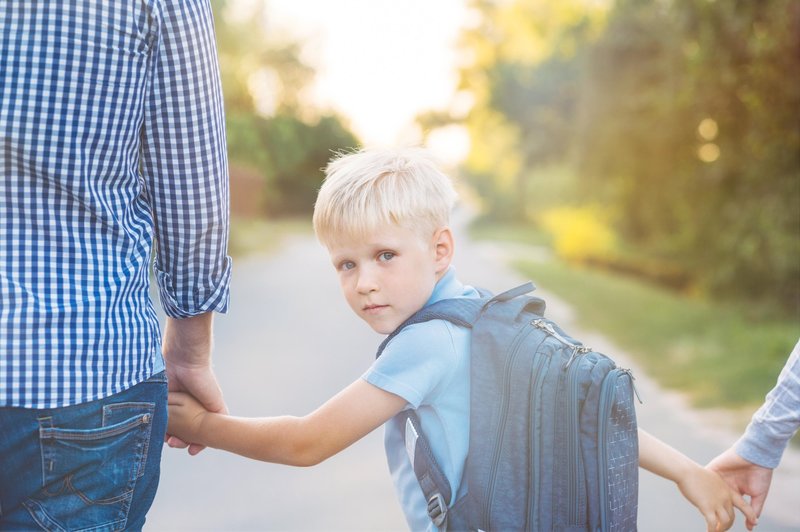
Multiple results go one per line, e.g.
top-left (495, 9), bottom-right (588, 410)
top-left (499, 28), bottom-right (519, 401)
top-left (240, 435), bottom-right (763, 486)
top-left (566, 352), bottom-right (587, 526)
top-left (485, 323), bottom-right (539, 527)
top-left (526, 352), bottom-right (550, 530)
top-left (532, 319), bottom-right (591, 526)
top-left (532, 319), bottom-right (592, 369)
top-left (620, 367), bottom-right (643, 404)
top-left (533, 320), bottom-right (641, 403)
top-left (597, 368), bottom-right (626, 531)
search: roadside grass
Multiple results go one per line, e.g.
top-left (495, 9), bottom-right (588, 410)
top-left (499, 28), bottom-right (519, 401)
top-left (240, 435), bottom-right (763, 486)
top-left (229, 216), bottom-right (312, 257)
top-left (470, 223), bottom-right (800, 409)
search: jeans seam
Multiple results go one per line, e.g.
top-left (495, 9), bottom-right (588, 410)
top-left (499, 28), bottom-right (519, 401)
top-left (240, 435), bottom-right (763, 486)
top-left (145, 370), bottom-right (167, 383)
top-left (65, 475), bottom-right (134, 506)
top-left (137, 420), bottom-right (152, 479)
top-left (40, 413), bottom-right (151, 441)
top-left (102, 402), bottom-right (156, 479)
top-left (37, 416), bottom-right (53, 487)
top-left (103, 402), bottom-right (154, 422)
top-left (24, 497), bottom-right (129, 532)
top-left (23, 498), bottom-right (68, 532)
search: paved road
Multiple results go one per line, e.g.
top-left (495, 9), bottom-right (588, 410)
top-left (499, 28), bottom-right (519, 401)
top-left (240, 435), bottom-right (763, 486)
top-left (147, 222), bottom-right (799, 531)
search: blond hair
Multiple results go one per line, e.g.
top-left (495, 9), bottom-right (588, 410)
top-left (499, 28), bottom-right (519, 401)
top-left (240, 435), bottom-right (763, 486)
top-left (313, 147), bottom-right (457, 247)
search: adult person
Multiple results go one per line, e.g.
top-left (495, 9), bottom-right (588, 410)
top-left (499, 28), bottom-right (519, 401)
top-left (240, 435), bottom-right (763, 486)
top-left (708, 339), bottom-right (800, 531)
top-left (0, 1), bottom-right (231, 529)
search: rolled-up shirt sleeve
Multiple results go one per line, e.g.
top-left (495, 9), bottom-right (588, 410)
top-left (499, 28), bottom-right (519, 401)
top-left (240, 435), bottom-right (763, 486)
top-left (735, 339), bottom-right (800, 468)
top-left (140, 0), bottom-right (231, 318)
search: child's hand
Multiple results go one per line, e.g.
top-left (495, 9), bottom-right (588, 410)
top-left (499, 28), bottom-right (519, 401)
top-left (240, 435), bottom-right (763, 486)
top-left (167, 391), bottom-right (211, 447)
top-left (677, 464), bottom-right (757, 531)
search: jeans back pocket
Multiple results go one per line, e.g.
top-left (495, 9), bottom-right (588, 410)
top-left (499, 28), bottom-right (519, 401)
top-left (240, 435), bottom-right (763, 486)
top-left (26, 402), bottom-right (155, 532)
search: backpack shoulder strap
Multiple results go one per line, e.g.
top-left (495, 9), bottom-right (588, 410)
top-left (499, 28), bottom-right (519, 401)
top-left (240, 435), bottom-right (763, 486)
top-left (375, 282), bottom-right (535, 359)
top-left (375, 290), bottom-right (486, 359)
top-left (400, 409), bottom-right (452, 528)
top-left (374, 282), bottom-right (536, 528)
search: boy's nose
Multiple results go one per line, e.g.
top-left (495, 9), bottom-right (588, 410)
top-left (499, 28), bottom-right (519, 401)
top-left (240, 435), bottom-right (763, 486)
top-left (356, 271), bottom-right (378, 294)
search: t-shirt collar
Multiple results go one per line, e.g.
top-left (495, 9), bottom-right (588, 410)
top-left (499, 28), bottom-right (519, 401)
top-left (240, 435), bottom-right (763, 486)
top-left (424, 266), bottom-right (463, 307)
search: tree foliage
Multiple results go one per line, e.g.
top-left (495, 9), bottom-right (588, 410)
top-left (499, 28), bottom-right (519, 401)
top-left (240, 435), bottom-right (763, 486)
top-left (453, 0), bottom-right (799, 307)
top-left (211, 0), bottom-right (360, 216)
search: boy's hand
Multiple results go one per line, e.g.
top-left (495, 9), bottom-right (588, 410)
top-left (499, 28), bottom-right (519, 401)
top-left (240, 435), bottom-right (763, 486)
top-left (168, 391), bottom-right (212, 446)
top-left (677, 464), bottom-right (758, 532)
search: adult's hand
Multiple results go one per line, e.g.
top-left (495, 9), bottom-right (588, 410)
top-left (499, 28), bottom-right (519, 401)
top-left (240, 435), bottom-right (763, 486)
top-left (162, 312), bottom-right (228, 455)
top-left (707, 448), bottom-right (773, 530)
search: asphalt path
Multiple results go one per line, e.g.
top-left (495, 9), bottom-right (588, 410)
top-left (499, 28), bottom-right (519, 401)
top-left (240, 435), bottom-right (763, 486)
top-left (147, 219), bottom-right (799, 531)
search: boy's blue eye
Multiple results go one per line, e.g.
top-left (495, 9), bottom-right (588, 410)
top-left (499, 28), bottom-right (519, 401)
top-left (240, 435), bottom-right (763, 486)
top-left (339, 261), bottom-right (355, 271)
top-left (378, 252), bottom-right (395, 262)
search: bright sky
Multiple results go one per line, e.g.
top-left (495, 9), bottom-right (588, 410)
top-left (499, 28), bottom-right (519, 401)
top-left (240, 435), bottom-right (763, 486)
top-left (262, 0), bottom-right (473, 164)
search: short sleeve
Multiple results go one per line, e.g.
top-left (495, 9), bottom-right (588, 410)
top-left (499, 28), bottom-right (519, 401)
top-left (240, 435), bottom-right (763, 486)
top-left (363, 320), bottom-right (459, 408)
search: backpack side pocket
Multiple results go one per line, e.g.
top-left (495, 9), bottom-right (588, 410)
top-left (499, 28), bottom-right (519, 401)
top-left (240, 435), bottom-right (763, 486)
top-left (597, 368), bottom-right (639, 532)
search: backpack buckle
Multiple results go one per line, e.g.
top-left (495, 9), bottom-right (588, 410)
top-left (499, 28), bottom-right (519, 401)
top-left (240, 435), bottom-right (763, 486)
top-left (427, 492), bottom-right (447, 527)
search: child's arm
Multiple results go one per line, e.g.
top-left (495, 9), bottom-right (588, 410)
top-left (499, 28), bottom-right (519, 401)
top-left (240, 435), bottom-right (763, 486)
top-left (638, 428), bottom-right (757, 531)
top-left (168, 378), bottom-right (407, 466)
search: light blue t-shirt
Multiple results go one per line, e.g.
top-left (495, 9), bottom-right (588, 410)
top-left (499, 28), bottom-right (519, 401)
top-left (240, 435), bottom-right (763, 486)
top-left (362, 267), bottom-right (479, 531)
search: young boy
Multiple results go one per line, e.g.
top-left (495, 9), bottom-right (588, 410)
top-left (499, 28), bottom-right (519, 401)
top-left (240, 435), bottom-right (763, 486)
top-left (168, 147), bottom-right (755, 531)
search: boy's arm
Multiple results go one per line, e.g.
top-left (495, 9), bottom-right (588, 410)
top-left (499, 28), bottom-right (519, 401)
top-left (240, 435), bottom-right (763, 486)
top-left (168, 379), bottom-right (406, 467)
top-left (638, 428), bottom-right (757, 532)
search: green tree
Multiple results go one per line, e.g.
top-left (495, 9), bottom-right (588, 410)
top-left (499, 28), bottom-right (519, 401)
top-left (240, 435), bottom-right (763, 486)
top-left (577, 0), bottom-right (800, 305)
top-left (453, 0), bottom-right (608, 219)
top-left (450, 0), bottom-right (799, 307)
top-left (257, 113), bottom-right (360, 216)
top-left (210, 0), bottom-right (361, 217)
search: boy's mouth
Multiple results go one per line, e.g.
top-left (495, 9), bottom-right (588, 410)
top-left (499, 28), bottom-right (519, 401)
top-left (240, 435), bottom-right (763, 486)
top-left (363, 304), bottom-right (388, 314)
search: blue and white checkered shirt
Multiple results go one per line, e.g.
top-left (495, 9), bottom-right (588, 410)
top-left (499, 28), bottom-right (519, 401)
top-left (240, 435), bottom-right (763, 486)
top-left (0, 0), bottom-right (232, 408)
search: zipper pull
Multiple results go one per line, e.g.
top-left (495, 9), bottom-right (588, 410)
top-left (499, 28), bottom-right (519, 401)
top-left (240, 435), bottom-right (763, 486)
top-left (532, 318), bottom-right (554, 335)
top-left (564, 345), bottom-right (592, 371)
top-left (621, 368), bottom-right (643, 404)
top-left (563, 345), bottom-right (593, 370)
top-left (533, 319), bottom-right (593, 369)
top-left (564, 346), bottom-right (579, 369)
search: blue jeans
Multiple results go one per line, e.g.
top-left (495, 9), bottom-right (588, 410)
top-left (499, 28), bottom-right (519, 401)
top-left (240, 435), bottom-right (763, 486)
top-left (0, 371), bottom-right (168, 531)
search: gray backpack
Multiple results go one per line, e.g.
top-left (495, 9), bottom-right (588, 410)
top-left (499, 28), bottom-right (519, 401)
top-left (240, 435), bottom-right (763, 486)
top-left (376, 282), bottom-right (640, 531)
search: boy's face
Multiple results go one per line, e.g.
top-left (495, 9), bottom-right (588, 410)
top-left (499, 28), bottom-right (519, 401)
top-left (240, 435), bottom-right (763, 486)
top-left (327, 224), bottom-right (452, 334)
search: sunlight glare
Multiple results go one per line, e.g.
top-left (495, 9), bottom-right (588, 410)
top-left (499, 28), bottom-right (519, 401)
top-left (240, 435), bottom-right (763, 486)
top-left (426, 125), bottom-right (471, 168)
top-left (698, 143), bottom-right (720, 163)
top-left (698, 118), bottom-right (718, 141)
top-left (263, 0), bottom-right (470, 150)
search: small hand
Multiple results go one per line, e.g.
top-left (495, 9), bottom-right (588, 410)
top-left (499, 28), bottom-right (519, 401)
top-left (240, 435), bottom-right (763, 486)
top-left (165, 361), bottom-right (228, 454)
top-left (167, 391), bottom-right (210, 446)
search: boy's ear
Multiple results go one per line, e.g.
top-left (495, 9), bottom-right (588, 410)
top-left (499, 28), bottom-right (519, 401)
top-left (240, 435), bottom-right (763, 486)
top-left (432, 227), bottom-right (454, 273)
